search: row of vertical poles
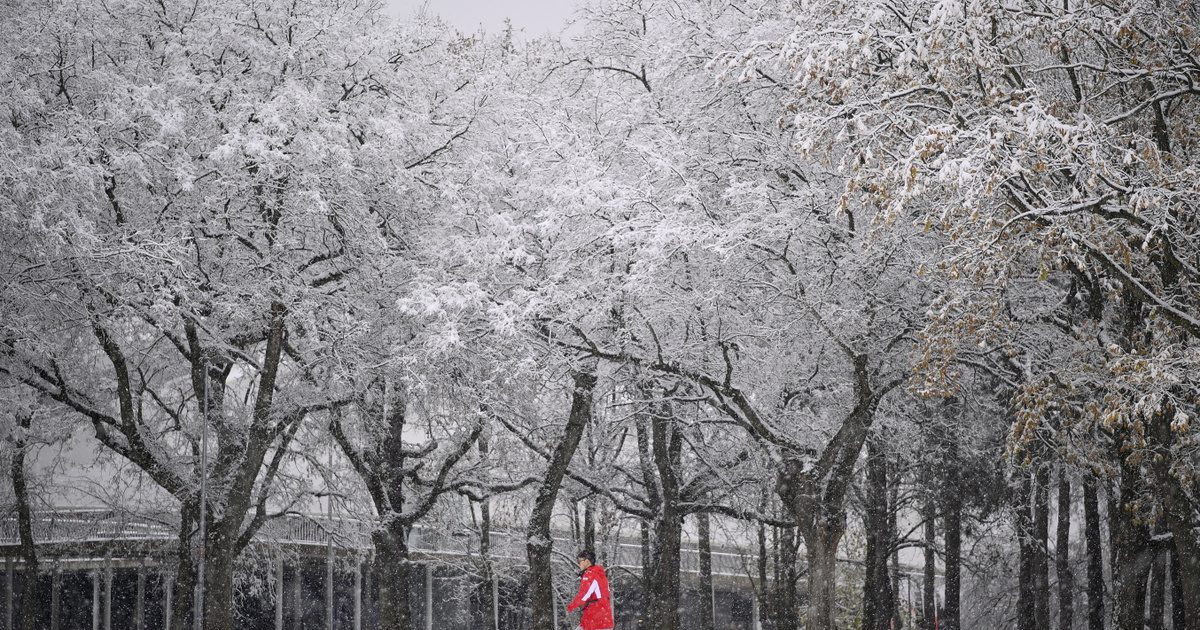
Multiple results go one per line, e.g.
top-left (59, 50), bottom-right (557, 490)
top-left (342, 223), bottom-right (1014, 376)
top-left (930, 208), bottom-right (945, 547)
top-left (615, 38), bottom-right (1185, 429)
top-left (273, 557), bottom-right (366, 630)
top-left (3, 557), bottom-right (167, 630)
top-left (3, 555), bottom-right (386, 630)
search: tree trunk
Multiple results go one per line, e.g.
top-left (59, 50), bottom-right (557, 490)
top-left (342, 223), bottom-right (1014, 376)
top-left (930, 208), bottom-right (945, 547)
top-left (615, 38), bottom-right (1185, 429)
top-left (698, 512), bottom-right (715, 630)
top-left (863, 517), bottom-right (879, 630)
top-left (1083, 477), bottom-right (1104, 630)
top-left (1035, 466), bottom-right (1052, 630)
top-left (942, 419), bottom-right (962, 630)
top-left (922, 501), bottom-right (935, 630)
top-left (645, 400), bottom-right (684, 630)
top-left (757, 519), bottom-right (775, 630)
top-left (647, 508), bottom-right (683, 630)
top-left (863, 435), bottom-right (895, 630)
top-left (172, 498), bottom-right (200, 630)
top-left (776, 355), bottom-right (881, 630)
top-left (172, 305), bottom-right (293, 630)
top-left (527, 370), bottom-right (596, 630)
top-left (778, 525), bottom-right (800, 630)
top-left (376, 527), bottom-right (414, 630)
top-left (637, 410), bottom-right (655, 630)
top-left (890, 473), bottom-right (903, 630)
top-left (803, 517), bottom-right (846, 630)
top-left (1148, 550), bottom-right (1165, 630)
top-left (583, 498), bottom-right (596, 553)
top-left (1170, 547), bottom-right (1185, 630)
top-left (202, 537), bottom-right (239, 630)
top-left (1148, 408), bottom-right (1200, 629)
top-left (1018, 472), bottom-right (1037, 630)
top-left (478, 436), bottom-right (498, 630)
top-left (1057, 472), bottom-right (1074, 630)
top-left (11, 412), bottom-right (39, 630)
top-left (639, 518), bottom-right (652, 630)
top-left (333, 371), bottom-right (481, 630)
top-left (163, 396), bottom-right (250, 630)
top-left (1163, 475), bottom-right (1200, 628)
top-left (480, 499), bottom-right (498, 630)
top-left (1110, 464), bottom-right (1151, 630)
top-left (944, 480), bottom-right (962, 630)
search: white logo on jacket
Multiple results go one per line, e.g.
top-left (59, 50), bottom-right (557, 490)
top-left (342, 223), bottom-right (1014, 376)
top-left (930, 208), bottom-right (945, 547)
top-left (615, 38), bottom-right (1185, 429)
top-left (583, 579), bottom-right (602, 601)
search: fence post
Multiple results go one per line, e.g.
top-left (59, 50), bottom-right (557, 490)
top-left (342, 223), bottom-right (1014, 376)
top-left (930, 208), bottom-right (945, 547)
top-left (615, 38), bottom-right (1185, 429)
top-left (5, 556), bottom-right (12, 630)
top-left (424, 563), bottom-right (433, 630)
top-left (292, 563), bottom-right (301, 630)
top-left (275, 558), bottom-right (284, 630)
top-left (103, 554), bottom-right (112, 630)
top-left (326, 545), bottom-right (334, 630)
top-left (91, 570), bottom-right (100, 630)
top-left (51, 561), bottom-right (61, 630)
top-left (136, 558), bottom-right (145, 630)
top-left (164, 573), bottom-right (173, 630)
top-left (353, 559), bottom-right (361, 630)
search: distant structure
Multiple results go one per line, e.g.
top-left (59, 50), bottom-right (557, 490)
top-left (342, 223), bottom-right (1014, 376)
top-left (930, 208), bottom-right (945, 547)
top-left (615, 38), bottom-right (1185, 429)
top-left (0, 509), bottom-right (762, 630)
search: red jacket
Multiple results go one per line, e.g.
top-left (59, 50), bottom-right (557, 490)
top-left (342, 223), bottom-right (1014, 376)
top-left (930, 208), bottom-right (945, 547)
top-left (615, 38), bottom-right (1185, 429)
top-left (567, 564), bottom-right (614, 630)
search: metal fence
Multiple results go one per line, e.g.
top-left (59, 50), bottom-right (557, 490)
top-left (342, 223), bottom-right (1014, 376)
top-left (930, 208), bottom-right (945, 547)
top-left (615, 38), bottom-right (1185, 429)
top-left (0, 509), bottom-right (759, 579)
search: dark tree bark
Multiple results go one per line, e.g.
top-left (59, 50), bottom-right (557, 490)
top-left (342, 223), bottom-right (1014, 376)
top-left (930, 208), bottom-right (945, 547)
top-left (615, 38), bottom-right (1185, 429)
top-left (922, 501), bottom-right (936, 630)
top-left (863, 511), bottom-right (879, 630)
top-left (1170, 547), bottom-right (1185, 630)
top-left (756, 517), bottom-right (776, 630)
top-left (890, 472), bottom-right (903, 630)
top-left (1148, 549), bottom-right (1166, 630)
top-left (644, 400), bottom-right (684, 630)
top-left (1110, 463), bottom-right (1151, 630)
top-left (637, 411), bottom-right (656, 630)
top-left (376, 527), bottom-right (415, 630)
top-left (1035, 466), bottom-right (1052, 630)
top-left (801, 511), bottom-right (845, 630)
top-left (943, 483), bottom-right (962, 630)
top-left (640, 518), bottom-right (653, 630)
top-left (477, 436), bottom-right (498, 630)
top-left (527, 370), bottom-right (596, 630)
top-left (698, 511), bottom-right (715, 630)
top-left (1057, 472), bottom-right (1074, 630)
top-left (1083, 477), bottom-right (1105, 630)
top-left (10, 411), bottom-right (39, 630)
top-left (1018, 471), bottom-right (1038, 630)
top-left (778, 525), bottom-right (800, 630)
top-left (172, 499), bottom-right (199, 630)
top-left (1147, 406), bottom-right (1200, 628)
top-left (863, 434), bottom-right (895, 630)
top-left (583, 498), bottom-right (596, 553)
top-left (1106, 292), bottom-right (1152, 630)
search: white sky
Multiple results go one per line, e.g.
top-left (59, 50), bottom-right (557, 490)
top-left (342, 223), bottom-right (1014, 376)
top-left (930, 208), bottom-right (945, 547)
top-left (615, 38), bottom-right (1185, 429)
top-left (385, 0), bottom-right (578, 36)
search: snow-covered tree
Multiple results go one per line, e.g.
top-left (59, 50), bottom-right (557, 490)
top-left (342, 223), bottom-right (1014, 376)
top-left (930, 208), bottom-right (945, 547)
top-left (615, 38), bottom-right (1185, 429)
top-left (0, 1), bottom-right (478, 627)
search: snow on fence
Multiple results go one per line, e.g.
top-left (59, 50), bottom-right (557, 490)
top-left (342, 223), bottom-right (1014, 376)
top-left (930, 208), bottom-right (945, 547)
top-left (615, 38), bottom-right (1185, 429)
top-left (0, 509), bottom-right (755, 578)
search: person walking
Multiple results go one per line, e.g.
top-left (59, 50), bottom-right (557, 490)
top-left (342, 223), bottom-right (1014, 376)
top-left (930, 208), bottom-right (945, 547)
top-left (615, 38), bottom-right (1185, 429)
top-left (567, 549), bottom-right (614, 630)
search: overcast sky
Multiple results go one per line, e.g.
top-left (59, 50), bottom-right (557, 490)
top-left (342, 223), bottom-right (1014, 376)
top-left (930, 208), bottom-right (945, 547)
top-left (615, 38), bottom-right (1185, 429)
top-left (385, 0), bottom-right (578, 35)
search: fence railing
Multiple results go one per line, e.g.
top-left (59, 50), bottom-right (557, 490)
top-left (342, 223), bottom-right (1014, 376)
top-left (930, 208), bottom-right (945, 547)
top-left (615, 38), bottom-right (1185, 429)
top-left (0, 509), bottom-right (760, 577)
